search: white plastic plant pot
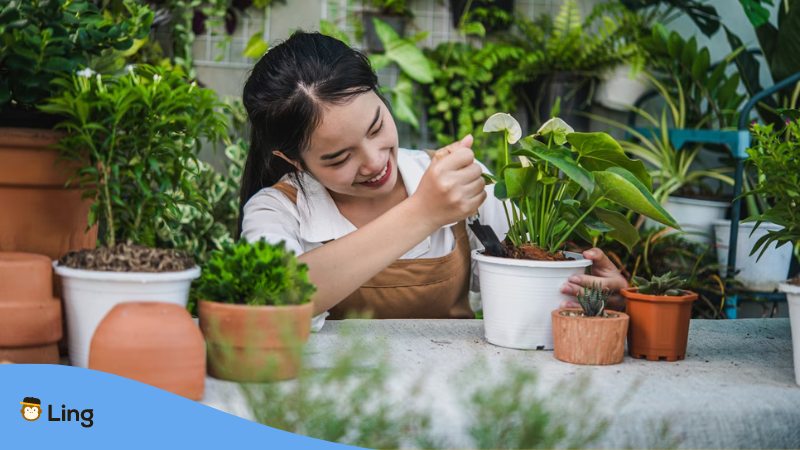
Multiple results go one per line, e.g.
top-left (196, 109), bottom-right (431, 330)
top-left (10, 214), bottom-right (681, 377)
top-left (472, 250), bottom-right (592, 350)
top-left (53, 263), bottom-right (200, 368)
top-left (644, 196), bottom-right (729, 246)
top-left (594, 65), bottom-right (651, 112)
top-left (713, 220), bottom-right (792, 291)
top-left (778, 281), bottom-right (800, 386)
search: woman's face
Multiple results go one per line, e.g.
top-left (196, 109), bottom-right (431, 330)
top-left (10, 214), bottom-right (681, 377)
top-left (296, 91), bottom-right (400, 202)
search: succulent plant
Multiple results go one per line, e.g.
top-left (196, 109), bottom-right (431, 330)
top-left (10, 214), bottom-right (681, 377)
top-left (576, 283), bottom-right (609, 317)
top-left (631, 272), bottom-right (686, 296)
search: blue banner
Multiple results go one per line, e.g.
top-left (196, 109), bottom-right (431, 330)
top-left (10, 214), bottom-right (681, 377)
top-left (1, 364), bottom-right (355, 449)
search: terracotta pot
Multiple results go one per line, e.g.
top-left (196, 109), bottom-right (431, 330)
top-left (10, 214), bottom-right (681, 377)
top-left (622, 287), bottom-right (698, 361)
top-left (0, 252), bottom-right (62, 363)
top-left (552, 308), bottom-right (629, 365)
top-left (0, 127), bottom-right (97, 261)
top-left (199, 300), bottom-right (313, 382)
top-left (89, 302), bottom-right (205, 400)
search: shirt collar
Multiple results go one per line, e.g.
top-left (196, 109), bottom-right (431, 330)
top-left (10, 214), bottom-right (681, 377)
top-left (292, 148), bottom-right (425, 243)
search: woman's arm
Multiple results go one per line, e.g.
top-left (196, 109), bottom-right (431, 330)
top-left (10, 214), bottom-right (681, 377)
top-left (302, 142), bottom-right (486, 315)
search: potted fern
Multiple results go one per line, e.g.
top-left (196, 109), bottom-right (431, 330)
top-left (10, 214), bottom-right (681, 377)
top-left (552, 284), bottom-right (629, 365)
top-left (196, 239), bottom-right (316, 382)
top-left (621, 272), bottom-right (698, 361)
top-left (476, 113), bottom-right (677, 350)
top-left (42, 65), bottom-right (228, 368)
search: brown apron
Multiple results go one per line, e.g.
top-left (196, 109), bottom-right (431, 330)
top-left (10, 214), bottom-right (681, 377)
top-left (270, 181), bottom-right (473, 320)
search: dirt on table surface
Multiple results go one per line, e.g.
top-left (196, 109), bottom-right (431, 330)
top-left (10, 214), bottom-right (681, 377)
top-left (502, 242), bottom-right (568, 261)
top-left (58, 243), bottom-right (195, 272)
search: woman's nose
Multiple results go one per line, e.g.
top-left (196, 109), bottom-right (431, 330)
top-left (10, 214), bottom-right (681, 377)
top-left (358, 150), bottom-right (385, 176)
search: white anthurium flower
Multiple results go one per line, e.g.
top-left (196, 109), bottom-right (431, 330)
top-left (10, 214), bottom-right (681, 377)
top-left (125, 64), bottom-right (136, 74)
top-left (76, 67), bottom-right (96, 78)
top-left (483, 112), bottom-right (522, 144)
top-left (153, 74), bottom-right (162, 84)
top-left (537, 117), bottom-right (574, 136)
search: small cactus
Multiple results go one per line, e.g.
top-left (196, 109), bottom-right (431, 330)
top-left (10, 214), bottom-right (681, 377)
top-left (631, 272), bottom-right (686, 296)
top-left (576, 283), bottom-right (609, 317)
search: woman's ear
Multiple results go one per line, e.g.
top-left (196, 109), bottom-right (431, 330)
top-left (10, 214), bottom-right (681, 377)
top-left (272, 150), bottom-right (302, 171)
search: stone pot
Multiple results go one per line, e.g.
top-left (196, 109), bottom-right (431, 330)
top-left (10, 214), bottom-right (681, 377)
top-left (89, 302), bottom-right (205, 400)
top-left (199, 300), bottom-right (313, 382)
top-left (0, 252), bottom-right (62, 363)
top-left (552, 308), bottom-right (629, 365)
top-left (622, 287), bottom-right (697, 361)
top-left (472, 250), bottom-right (592, 350)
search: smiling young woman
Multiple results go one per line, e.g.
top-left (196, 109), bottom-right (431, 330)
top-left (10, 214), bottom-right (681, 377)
top-left (238, 32), bottom-right (627, 330)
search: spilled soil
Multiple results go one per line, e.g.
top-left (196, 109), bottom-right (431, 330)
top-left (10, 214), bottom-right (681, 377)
top-left (59, 243), bottom-right (195, 272)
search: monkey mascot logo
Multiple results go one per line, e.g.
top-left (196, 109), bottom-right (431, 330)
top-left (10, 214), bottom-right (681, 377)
top-left (20, 397), bottom-right (42, 421)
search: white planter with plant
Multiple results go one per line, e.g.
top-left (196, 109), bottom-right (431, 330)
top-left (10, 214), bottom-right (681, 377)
top-left (651, 196), bottom-right (729, 245)
top-left (744, 115), bottom-right (800, 383)
top-left (713, 220), bottom-right (792, 291)
top-left (594, 64), bottom-right (651, 112)
top-left (476, 114), bottom-right (677, 350)
top-left (41, 66), bottom-right (228, 367)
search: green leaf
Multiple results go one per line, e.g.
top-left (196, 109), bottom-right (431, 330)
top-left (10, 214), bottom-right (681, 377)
top-left (566, 132), bottom-right (651, 188)
top-left (320, 19), bottom-right (350, 45)
top-left (692, 47), bottom-right (710, 82)
top-left (515, 138), bottom-right (595, 193)
top-left (594, 207), bottom-right (639, 253)
top-left (503, 166), bottom-right (537, 198)
top-left (385, 40), bottom-right (433, 84)
top-left (243, 32), bottom-right (269, 58)
top-left (594, 167), bottom-right (679, 229)
top-left (369, 54), bottom-right (391, 71)
top-left (373, 17), bottom-right (401, 45)
top-left (460, 21), bottom-right (486, 37)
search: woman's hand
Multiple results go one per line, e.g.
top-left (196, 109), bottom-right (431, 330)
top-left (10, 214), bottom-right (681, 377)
top-left (411, 134), bottom-right (487, 228)
top-left (559, 248), bottom-right (628, 310)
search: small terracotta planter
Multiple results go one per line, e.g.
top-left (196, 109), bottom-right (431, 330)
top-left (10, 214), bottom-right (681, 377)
top-left (0, 252), bottom-right (62, 364)
top-left (89, 302), bottom-right (205, 400)
top-left (199, 300), bottom-right (313, 382)
top-left (622, 287), bottom-right (698, 361)
top-left (552, 308), bottom-right (629, 365)
top-left (0, 128), bottom-right (97, 260)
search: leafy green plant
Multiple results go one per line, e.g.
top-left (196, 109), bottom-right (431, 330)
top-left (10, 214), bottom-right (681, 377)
top-left (632, 271), bottom-right (686, 296)
top-left (367, 18), bottom-right (432, 130)
top-left (39, 65), bottom-right (229, 248)
top-left (195, 239), bottom-right (316, 306)
top-left (482, 113), bottom-right (677, 256)
top-left (366, 0), bottom-right (412, 17)
top-left (743, 114), bottom-right (800, 260)
top-left (0, 0), bottom-right (152, 110)
top-left (577, 284), bottom-right (610, 316)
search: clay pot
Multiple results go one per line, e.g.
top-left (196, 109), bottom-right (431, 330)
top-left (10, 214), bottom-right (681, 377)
top-left (0, 252), bottom-right (62, 363)
top-left (89, 302), bottom-right (205, 400)
top-left (552, 308), bottom-right (629, 365)
top-left (622, 287), bottom-right (698, 361)
top-left (198, 300), bottom-right (313, 382)
top-left (0, 127), bottom-right (97, 261)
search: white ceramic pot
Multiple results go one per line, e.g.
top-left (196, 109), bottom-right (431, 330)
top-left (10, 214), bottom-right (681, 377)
top-left (645, 196), bottom-right (729, 245)
top-left (778, 281), bottom-right (800, 385)
top-left (594, 64), bottom-right (651, 111)
top-left (472, 250), bottom-right (592, 350)
top-left (53, 263), bottom-right (200, 368)
top-left (713, 220), bottom-right (792, 291)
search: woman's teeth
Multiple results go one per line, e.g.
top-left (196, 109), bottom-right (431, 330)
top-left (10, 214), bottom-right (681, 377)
top-left (365, 163), bottom-right (388, 183)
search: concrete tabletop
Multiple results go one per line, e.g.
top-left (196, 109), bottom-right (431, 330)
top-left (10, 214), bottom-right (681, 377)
top-left (203, 318), bottom-right (800, 448)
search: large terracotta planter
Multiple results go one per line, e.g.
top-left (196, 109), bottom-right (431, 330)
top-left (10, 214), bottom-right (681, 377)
top-left (0, 127), bottom-right (97, 260)
top-left (89, 302), bottom-right (205, 400)
top-left (622, 287), bottom-right (698, 361)
top-left (552, 308), bottom-right (629, 365)
top-left (0, 252), bottom-right (62, 363)
top-left (198, 300), bottom-right (313, 382)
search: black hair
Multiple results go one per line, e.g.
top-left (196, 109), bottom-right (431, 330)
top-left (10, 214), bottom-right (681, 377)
top-left (238, 31), bottom-right (380, 238)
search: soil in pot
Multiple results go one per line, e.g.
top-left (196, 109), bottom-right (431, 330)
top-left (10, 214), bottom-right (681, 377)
top-left (58, 243), bottom-right (195, 272)
top-left (89, 302), bottom-right (205, 400)
top-left (552, 308), bottom-right (629, 365)
top-left (501, 241), bottom-right (568, 261)
top-left (622, 287), bottom-right (697, 361)
top-left (199, 300), bottom-right (313, 382)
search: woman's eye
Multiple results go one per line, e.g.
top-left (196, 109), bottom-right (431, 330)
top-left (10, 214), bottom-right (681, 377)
top-left (331, 156), bottom-right (350, 166)
top-left (371, 121), bottom-right (384, 137)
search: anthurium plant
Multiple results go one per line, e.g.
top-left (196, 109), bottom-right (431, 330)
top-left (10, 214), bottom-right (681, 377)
top-left (482, 113), bottom-right (678, 257)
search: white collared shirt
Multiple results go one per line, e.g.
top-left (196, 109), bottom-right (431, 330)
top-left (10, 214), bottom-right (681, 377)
top-left (241, 148), bottom-right (510, 330)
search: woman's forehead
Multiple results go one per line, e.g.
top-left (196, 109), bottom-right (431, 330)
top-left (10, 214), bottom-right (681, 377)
top-left (309, 92), bottom-right (382, 150)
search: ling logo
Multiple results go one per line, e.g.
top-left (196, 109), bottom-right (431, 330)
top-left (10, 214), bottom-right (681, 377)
top-left (20, 397), bottom-right (42, 421)
top-left (19, 396), bottom-right (94, 428)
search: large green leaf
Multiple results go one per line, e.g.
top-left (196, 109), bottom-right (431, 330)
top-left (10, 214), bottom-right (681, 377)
top-left (515, 138), bottom-right (595, 193)
top-left (566, 132), bottom-right (651, 188)
top-left (503, 166), bottom-right (537, 198)
top-left (594, 167), bottom-right (679, 229)
top-left (771, 2), bottom-right (800, 83)
top-left (375, 19), bottom-right (433, 84)
top-left (593, 207), bottom-right (640, 253)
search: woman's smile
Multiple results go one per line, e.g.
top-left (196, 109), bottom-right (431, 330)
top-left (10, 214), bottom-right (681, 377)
top-left (356, 158), bottom-right (392, 188)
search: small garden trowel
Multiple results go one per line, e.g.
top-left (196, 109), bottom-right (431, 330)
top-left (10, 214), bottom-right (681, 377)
top-left (467, 215), bottom-right (506, 257)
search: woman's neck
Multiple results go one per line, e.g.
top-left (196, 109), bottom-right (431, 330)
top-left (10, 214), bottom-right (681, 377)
top-left (330, 175), bottom-right (408, 228)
